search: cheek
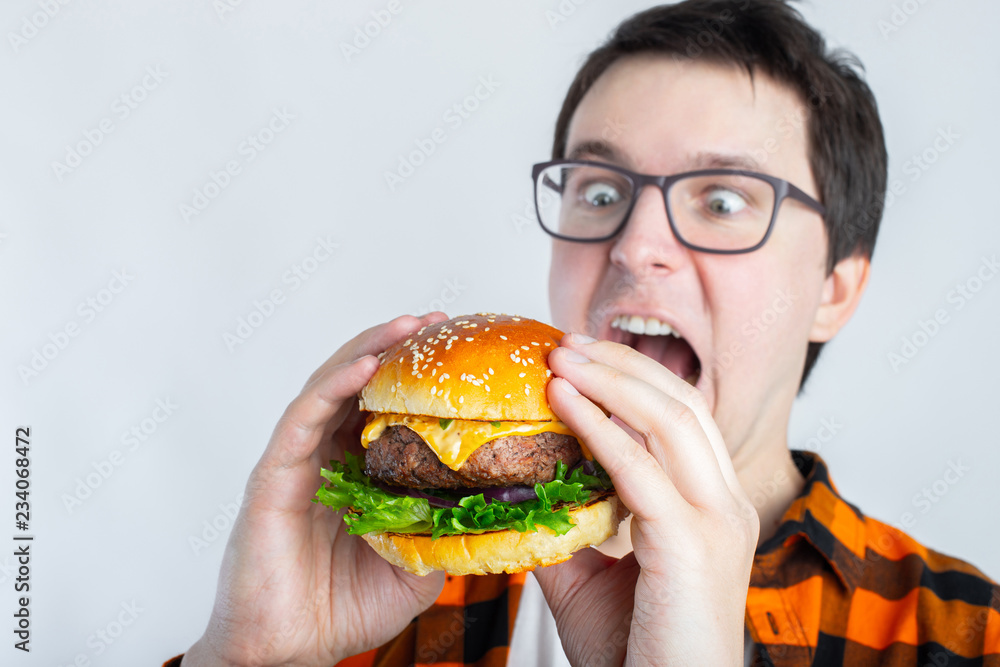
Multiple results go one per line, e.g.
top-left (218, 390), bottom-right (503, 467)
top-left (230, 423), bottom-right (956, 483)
top-left (548, 242), bottom-right (609, 331)
top-left (702, 246), bottom-right (824, 373)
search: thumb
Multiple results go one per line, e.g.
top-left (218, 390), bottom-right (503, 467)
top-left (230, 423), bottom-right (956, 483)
top-left (253, 355), bottom-right (380, 513)
top-left (533, 547), bottom-right (618, 613)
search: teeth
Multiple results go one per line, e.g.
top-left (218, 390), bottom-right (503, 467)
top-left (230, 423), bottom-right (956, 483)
top-left (611, 314), bottom-right (679, 337)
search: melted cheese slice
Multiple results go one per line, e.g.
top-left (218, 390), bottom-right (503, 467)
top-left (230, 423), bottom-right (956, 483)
top-left (361, 413), bottom-right (590, 471)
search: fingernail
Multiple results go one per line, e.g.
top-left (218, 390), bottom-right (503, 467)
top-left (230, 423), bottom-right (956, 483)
top-left (569, 332), bottom-right (597, 344)
top-left (559, 379), bottom-right (580, 395)
top-left (562, 349), bottom-right (590, 364)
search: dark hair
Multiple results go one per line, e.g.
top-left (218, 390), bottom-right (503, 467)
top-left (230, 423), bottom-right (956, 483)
top-left (551, 0), bottom-right (887, 389)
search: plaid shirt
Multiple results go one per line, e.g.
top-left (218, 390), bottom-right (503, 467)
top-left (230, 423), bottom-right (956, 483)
top-left (747, 451), bottom-right (1000, 666)
top-left (164, 451), bottom-right (1000, 666)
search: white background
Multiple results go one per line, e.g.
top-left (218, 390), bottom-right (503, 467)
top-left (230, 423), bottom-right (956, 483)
top-left (2, 0), bottom-right (998, 664)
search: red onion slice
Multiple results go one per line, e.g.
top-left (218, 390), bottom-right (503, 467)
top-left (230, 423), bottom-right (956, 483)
top-left (374, 481), bottom-right (539, 507)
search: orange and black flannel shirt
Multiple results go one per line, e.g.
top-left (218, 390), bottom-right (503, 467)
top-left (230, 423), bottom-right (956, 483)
top-left (164, 451), bottom-right (1000, 666)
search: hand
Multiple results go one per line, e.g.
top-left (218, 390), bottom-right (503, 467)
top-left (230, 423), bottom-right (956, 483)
top-left (183, 314), bottom-right (449, 667)
top-left (534, 333), bottom-right (759, 666)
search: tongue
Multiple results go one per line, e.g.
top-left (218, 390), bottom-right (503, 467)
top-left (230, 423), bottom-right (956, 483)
top-left (634, 334), bottom-right (699, 380)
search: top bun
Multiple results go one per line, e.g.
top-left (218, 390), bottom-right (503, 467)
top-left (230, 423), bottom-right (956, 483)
top-left (361, 313), bottom-right (565, 422)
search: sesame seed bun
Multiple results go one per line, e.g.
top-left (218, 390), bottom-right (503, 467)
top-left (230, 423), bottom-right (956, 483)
top-left (361, 493), bottom-right (626, 576)
top-left (360, 313), bottom-right (565, 422)
top-left (350, 313), bottom-right (626, 577)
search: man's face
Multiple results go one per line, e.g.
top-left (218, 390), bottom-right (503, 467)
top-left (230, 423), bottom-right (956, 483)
top-left (549, 55), bottom-right (829, 453)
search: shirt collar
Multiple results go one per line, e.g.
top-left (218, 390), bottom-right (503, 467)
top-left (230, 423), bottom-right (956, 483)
top-left (755, 450), bottom-right (868, 594)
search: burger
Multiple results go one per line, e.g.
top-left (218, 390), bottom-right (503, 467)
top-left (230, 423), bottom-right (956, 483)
top-left (314, 313), bottom-right (625, 576)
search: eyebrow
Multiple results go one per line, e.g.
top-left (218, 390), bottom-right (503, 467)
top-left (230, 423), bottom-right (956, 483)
top-left (688, 151), bottom-right (762, 171)
top-left (565, 142), bottom-right (765, 173)
top-left (566, 140), bottom-right (623, 163)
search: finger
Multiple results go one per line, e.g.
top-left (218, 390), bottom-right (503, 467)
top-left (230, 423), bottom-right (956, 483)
top-left (310, 312), bottom-right (451, 464)
top-left (249, 355), bottom-right (380, 513)
top-left (533, 546), bottom-right (620, 611)
top-left (256, 313), bottom-right (451, 507)
top-left (561, 334), bottom-right (742, 494)
top-left (304, 312), bottom-right (449, 389)
top-left (547, 376), bottom-right (689, 522)
top-left (548, 346), bottom-right (732, 508)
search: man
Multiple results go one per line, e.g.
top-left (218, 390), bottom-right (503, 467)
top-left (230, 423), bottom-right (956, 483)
top-left (170, 1), bottom-right (999, 665)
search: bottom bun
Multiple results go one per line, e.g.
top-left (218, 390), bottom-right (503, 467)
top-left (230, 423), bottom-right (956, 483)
top-left (361, 494), bottom-right (627, 576)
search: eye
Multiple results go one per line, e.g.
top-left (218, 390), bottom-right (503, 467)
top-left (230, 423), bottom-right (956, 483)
top-left (705, 187), bottom-right (748, 215)
top-left (581, 182), bottom-right (624, 208)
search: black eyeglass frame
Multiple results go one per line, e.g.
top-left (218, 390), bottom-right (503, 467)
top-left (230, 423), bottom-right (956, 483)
top-left (531, 159), bottom-right (827, 255)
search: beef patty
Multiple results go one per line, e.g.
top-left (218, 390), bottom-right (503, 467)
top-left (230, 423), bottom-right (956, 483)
top-left (364, 425), bottom-right (583, 489)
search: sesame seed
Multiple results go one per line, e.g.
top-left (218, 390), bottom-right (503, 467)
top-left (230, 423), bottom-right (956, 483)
top-left (450, 407), bottom-right (458, 413)
top-left (544, 342), bottom-right (551, 347)
top-left (404, 339), bottom-right (412, 346)
top-left (466, 337), bottom-right (474, 342)
top-left (513, 317), bottom-right (521, 321)
top-left (484, 327), bottom-right (490, 332)
top-left (397, 381), bottom-right (402, 386)
top-left (522, 359), bottom-right (528, 366)
top-left (545, 370), bottom-right (552, 377)
top-left (437, 362), bottom-right (443, 366)
top-left (438, 375), bottom-right (446, 383)
top-left (500, 335), bottom-right (508, 340)
top-left (422, 364), bottom-right (428, 370)
top-left (531, 342), bottom-right (539, 346)
top-left (459, 396), bottom-right (464, 404)
top-left (430, 387), bottom-right (436, 396)
top-left (431, 369), bottom-right (437, 377)
top-left (390, 385), bottom-right (396, 392)
top-left (461, 373), bottom-right (467, 381)
top-left (524, 387), bottom-right (530, 395)
top-left (485, 385), bottom-right (491, 392)
top-left (527, 359), bottom-right (535, 364)
top-left (417, 373), bottom-right (423, 378)
top-left (509, 353), bottom-right (517, 362)
top-left (519, 372), bottom-right (526, 378)
top-left (505, 394), bottom-right (512, 399)
top-left (521, 345), bottom-right (529, 351)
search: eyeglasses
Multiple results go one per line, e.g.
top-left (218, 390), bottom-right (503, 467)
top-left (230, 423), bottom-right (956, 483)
top-left (532, 159), bottom-right (826, 254)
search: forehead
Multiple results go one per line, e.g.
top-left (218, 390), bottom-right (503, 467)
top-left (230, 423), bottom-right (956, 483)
top-left (565, 55), bottom-right (814, 187)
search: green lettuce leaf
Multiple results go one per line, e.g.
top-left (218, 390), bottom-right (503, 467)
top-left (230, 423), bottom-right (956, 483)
top-left (315, 452), bottom-right (432, 534)
top-left (314, 452), bottom-right (613, 540)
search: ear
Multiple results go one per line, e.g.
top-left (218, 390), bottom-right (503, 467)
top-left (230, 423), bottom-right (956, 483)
top-left (810, 253), bottom-right (870, 343)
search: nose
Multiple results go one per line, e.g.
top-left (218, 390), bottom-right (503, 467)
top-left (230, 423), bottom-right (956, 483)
top-left (609, 183), bottom-right (690, 278)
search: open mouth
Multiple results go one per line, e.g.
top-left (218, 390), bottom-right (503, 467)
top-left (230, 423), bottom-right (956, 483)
top-left (610, 315), bottom-right (702, 386)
